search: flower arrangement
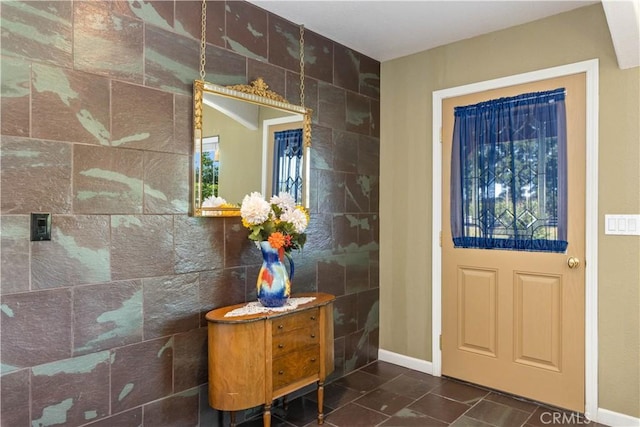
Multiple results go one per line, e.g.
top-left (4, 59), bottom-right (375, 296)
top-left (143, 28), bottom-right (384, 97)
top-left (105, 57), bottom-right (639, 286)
top-left (201, 195), bottom-right (230, 208)
top-left (240, 192), bottom-right (309, 253)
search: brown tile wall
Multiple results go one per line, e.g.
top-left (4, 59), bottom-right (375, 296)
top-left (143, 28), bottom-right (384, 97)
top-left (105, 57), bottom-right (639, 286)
top-left (0, 1), bottom-right (380, 425)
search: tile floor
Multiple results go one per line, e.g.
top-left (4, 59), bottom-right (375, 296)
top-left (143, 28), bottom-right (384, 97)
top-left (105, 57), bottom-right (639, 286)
top-left (238, 360), bottom-right (605, 427)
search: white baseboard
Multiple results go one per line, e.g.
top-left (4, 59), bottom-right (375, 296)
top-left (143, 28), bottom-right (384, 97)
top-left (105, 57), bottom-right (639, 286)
top-left (377, 350), bottom-right (639, 427)
top-left (596, 408), bottom-right (640, 427)
top-left (378, 349), bottom-right (433, 375)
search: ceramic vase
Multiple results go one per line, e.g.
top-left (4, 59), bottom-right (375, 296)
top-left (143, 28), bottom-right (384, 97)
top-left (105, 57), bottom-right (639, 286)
top-left (257, 241), bottom-right (294, 307)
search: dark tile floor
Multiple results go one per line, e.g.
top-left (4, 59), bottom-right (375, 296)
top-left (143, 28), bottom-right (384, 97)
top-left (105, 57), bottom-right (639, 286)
top-left (238, 360), bottom-right (606, 427)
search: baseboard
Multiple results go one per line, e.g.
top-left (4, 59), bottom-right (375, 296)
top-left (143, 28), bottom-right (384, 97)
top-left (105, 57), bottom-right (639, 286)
top-left (596, 408), bottom-right (640, 427)
top-left (378, 349), bottom-right (433, 374)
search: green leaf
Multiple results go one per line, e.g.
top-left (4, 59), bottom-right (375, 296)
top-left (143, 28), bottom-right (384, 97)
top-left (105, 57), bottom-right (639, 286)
top-left (248, 225), bottom-right (264, 241)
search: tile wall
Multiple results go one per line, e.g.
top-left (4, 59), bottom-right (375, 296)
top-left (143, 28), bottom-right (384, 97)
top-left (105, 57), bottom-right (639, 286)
top-left (0, 1), bottom-right (380, 425)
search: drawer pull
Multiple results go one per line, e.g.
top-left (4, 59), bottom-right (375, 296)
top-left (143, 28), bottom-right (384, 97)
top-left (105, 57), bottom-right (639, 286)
top-left (278, 324), bottom-right (284, 329)
top-left (310, 333), bottom-right (316, 338)
top-left (310, 316), bottom-right (316, 321)
top-left (310, 357), bottom-right (317, 362)
top-left (278, 370), bottom-right (285, 375)
top-left (278, 344), bottom-right (285, 349)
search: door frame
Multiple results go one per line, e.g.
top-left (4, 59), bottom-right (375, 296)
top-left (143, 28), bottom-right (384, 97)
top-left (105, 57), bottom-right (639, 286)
top-left (431, 59), bottom-right (599, 418)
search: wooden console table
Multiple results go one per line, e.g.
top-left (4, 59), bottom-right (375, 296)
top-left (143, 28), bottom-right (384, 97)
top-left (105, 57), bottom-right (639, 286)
top-left (205, 293), bottom-right (335, 427)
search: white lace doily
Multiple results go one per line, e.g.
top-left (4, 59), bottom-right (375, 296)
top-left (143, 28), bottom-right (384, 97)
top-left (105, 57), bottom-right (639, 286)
top-left (224, 297), bottom-right (316, 317)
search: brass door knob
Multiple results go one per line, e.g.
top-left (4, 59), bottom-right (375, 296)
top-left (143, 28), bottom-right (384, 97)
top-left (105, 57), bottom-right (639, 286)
top-left (567, 257), bottom-right (580, 269)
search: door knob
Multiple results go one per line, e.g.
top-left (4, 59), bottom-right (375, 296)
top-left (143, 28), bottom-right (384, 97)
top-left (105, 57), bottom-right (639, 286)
top-left (567, 257), bottom-right (580, 269)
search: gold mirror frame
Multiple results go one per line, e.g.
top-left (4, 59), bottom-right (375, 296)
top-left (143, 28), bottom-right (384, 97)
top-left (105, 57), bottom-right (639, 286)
top-left (192, 78), bottom-right (312, 217)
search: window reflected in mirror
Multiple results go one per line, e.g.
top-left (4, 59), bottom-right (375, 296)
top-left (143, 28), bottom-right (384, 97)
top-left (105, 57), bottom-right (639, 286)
top-left (272, 128), bottom-right (304, 204)
top-left (199, 136), bottom-right (220, 206)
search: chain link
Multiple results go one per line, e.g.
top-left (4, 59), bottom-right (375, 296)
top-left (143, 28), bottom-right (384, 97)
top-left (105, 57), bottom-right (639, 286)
top-left (299, 24), bottom-right (305, 108)
top-left (199, 0), bottom-right (207, 81)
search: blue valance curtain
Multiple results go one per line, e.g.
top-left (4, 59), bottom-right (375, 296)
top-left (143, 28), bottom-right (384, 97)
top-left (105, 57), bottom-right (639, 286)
top-left (450, 88), bottom-right (568, 252)
top-left (273, 129), bottom-right (304, 203)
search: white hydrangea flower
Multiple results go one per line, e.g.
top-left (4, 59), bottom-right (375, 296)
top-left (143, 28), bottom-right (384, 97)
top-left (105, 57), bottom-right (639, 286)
top-left (240, 192), bottom-right (271, 225)
top-left (270, 193), bottom-right (296, 211)
top-left (202, 196), bottom-right (227, 207)
top-left (281, 207), bottom-right (308, 233)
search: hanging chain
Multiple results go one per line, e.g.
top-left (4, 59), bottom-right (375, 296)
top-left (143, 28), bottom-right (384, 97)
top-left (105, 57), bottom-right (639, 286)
top-left (299, 24), bottom-right (305, 108)
top-left (199, 0), bottom-right (207, 81)
top-left (299, 24), bottom-right (311, 148)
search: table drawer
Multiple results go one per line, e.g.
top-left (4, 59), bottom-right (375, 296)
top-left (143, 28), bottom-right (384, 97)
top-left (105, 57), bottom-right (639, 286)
top-left (272, 345), bottom-right (320, 390)
top-left (272, 325), bottom-right (319, 357)
top-left (272, 308), bottom-right (319, 336)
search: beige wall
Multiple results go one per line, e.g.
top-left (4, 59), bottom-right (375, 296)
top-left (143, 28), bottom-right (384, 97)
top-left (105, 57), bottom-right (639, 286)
top-left (380, 4), bottom-right (639, 418)
top-left (203, 106), bottom-right (262, 203)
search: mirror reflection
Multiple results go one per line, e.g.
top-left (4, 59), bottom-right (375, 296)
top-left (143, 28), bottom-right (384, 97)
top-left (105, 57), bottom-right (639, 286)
top-left (193, 79), bottom-right (312, 217)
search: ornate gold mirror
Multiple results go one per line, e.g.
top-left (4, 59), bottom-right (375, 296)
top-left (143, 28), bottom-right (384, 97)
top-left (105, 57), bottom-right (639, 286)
top-left (192, 0), bottom-right (311, 217)
top-left (192, 78), bottom-right (312, 217)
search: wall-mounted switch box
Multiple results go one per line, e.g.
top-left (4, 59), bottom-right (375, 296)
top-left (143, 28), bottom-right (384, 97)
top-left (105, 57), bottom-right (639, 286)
top-left (605, 214), bottom-right (640, 236)
top-left (30, 213), bottom-right (51, 241)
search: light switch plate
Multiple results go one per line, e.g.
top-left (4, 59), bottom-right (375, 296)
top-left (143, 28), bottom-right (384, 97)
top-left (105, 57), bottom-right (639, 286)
top-left (605, 214), bottom-right (640, 235)
top-left (30, 213), bottom-right (51, 241)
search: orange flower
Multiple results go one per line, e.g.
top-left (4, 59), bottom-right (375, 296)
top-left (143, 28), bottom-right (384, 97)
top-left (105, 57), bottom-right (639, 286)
top-left (268, 232), bottom-right (285, 249)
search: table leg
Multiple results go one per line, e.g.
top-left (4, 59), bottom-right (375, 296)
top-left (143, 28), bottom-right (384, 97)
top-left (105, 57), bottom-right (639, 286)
top-left (263, 403), bottom-right (271, 427)
top-left (317, 381), bottom-right (325, 425)
top-left (230, 411), bottom-right (236, 427)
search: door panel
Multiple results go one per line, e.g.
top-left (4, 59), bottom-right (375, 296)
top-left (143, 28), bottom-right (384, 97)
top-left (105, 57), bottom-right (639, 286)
top-left (442, 73), bottom-right (586, 412)
top-left (513, 272), bottom-right (562, 371)
top-left (458, 267), bottom-right (498, 357)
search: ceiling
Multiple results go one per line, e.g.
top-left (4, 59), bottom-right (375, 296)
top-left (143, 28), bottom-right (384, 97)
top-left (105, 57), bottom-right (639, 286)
top-left (248, 0), bottom-right (640, 68)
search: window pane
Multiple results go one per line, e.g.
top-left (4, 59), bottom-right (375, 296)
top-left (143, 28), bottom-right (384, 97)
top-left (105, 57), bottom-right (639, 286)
top-left (451, 88), bottom-right (567, 252)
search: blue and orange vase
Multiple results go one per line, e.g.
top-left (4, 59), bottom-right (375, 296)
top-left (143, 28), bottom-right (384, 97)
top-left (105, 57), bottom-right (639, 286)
top-left (257, 241), bottom-right (294, 307)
